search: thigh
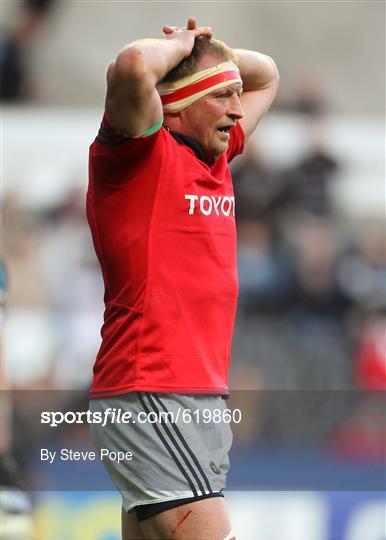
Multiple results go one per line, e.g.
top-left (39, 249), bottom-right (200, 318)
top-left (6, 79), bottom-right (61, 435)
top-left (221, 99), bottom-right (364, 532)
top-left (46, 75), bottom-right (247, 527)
top-left (139, 496), bottom-right (232, 540)
top-left (122, 507), bottom-right (144, 540)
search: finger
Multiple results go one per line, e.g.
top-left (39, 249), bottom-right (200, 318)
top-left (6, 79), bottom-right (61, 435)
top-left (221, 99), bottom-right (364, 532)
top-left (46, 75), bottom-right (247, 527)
top-left (186, 17), bottom-right (197, 30)
top-left (163, 25), bottom-right (176, 34)
top-left (195, 26), bottom-right (213, 38)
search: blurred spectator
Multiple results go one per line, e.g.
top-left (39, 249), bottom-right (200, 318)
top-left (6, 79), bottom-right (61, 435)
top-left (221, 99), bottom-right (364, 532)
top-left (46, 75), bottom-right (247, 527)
top-left (0, 0), bottom-right (56, 101)
top-left (38, 188), bottom-right (104, 388)
top-left (0, 261), bottom-right (33, 540)
top-left (354, 316), bottom-right (386, 391)
top-left (4, 188), bottom-right (103, 388)
top-left (275, 72), bottom-right (328, 116)
top-left (228, 366), bottom-right (267, 449)
top-left (4, 193), bottom-right (50, 308)
top-left (329, 395), bottom-right (386, 462)
top-left (237, 218), bottom-right (294, 311)
top-left (336, 231), bottom-right (386, 312)
top-left (285, 214), bottom-right (349, 315)
top-left (232, 143), bottom-right (283, 218)
top-left (280, 127), bottom-right (339, 217)
top-left (292, 73), bottom-right (327, 115)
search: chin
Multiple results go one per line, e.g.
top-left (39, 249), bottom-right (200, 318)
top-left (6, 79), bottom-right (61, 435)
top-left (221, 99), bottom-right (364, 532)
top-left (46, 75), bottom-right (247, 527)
top-left (213, 137), bottom-right (229, 151)
top-left (204, 140), bottom-right (229, 162)
top-left (215, 142), bottom-right (229, 157)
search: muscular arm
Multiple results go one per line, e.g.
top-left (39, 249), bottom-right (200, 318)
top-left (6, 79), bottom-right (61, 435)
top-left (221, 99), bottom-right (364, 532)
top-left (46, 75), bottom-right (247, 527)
top-left (234, 49), bottom-right (279, 141)
top-left (105, 19), bottom-right (212, 135)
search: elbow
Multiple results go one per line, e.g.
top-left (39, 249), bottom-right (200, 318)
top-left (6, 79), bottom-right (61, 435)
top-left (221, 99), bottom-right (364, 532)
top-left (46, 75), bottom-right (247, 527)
top-left (265, 54), bottom-right (280, 84)
top-left (107, 45), bottom-right (155, 95)
top-left (114, 45), bottom-right (147, 82)
top-left (273, 63), bottom-right (280, 85)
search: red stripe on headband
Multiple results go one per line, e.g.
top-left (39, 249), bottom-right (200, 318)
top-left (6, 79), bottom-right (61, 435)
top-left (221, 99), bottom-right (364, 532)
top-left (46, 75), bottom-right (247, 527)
top-left (161, 70), bottom-right (240, 106)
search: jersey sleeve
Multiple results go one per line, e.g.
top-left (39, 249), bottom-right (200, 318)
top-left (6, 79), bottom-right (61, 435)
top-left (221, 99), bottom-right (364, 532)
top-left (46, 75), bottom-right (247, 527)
top-left (226, 121), bottom-right (245, 163)
top-left (89, 115), bottom-right (162, 186)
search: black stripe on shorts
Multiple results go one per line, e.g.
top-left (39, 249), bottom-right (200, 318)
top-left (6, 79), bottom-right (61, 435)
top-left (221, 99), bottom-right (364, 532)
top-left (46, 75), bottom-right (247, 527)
top-left (153, 394), bottom-right (213, 493)
top-left (137, 393), bottom-right (199, 497)
top-left (145, 393), bottom-right (210, 496)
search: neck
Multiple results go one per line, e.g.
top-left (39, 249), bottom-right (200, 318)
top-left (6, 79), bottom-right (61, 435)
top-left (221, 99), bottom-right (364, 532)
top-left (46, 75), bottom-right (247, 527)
top-left (165, 125), bottom-right (216, 165)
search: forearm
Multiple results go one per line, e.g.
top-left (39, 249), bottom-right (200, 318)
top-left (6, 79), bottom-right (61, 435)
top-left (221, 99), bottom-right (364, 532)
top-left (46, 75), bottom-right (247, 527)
top-left (112, 38), bottom-right (187, 89)
top-left (234, 49), bottom-right (279, 91)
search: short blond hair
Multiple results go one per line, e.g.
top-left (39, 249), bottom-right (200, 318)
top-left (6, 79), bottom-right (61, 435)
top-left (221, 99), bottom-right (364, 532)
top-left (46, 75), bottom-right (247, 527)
top-left (162, 36), bottom-right (238, 83)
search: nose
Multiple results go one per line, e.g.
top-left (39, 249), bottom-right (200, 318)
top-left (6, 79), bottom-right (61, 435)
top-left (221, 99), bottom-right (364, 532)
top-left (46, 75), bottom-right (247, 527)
top-left (228, 93), bottom-right (244, 120)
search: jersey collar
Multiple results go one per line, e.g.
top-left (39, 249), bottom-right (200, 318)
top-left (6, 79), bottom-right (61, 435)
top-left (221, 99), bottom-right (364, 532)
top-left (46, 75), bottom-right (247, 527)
top-left (166, 128), bottom-right (208, 164)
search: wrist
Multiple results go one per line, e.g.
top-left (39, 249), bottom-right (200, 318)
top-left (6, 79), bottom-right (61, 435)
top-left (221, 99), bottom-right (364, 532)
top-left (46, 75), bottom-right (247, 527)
top-left (158, 38), bottom-right (192, 77)
top-left (167, 36), bottom-right (193, 59)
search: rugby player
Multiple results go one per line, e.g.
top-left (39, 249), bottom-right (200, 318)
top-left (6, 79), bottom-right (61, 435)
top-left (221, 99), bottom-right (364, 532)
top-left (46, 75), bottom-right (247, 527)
top-left (87, 17), bottom-right (279, 540)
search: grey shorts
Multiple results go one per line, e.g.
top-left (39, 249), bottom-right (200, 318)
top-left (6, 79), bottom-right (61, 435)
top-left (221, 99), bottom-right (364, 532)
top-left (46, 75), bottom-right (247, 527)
top-left (89, 392), bottom-right (233, 513)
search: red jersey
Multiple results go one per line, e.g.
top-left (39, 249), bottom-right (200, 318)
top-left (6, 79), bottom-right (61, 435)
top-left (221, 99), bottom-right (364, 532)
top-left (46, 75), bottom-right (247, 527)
top-left (87, 119), bottom-right (245, 398)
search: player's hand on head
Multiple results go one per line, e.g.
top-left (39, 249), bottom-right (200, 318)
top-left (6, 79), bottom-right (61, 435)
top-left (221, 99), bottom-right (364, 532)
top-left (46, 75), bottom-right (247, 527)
top-left (163, 16), bottom-right (212, 36)
top-left (163, 17), bottom-right (212, 55)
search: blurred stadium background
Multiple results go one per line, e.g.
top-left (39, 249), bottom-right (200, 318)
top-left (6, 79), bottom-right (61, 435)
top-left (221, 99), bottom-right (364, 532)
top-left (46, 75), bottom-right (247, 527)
top-left (1, 1), bottom-right (385, 539)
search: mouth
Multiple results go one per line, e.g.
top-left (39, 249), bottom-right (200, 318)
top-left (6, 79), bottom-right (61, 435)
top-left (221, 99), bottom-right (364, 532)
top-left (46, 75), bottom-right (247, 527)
top-left (216, 125), bottom-right (234, 139)
top-left (217, 124), bottom-right (234, 133)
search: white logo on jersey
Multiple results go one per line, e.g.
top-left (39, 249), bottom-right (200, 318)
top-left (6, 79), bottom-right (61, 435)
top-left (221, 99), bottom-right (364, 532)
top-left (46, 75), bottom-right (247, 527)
top-left (185, 194), bottom-right (235, 217)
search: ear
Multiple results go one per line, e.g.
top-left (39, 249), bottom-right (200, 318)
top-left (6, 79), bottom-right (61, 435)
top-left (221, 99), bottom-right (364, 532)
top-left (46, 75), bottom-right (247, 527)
top-left (163, 111), bottom-right (184, 131)
top-left (164, 111), bottom-right (181, 119)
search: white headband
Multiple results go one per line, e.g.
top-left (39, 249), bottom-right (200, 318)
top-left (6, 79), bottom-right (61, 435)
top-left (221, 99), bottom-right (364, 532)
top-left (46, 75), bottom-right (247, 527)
top-left (158, 61), bottom-right (242, 113)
